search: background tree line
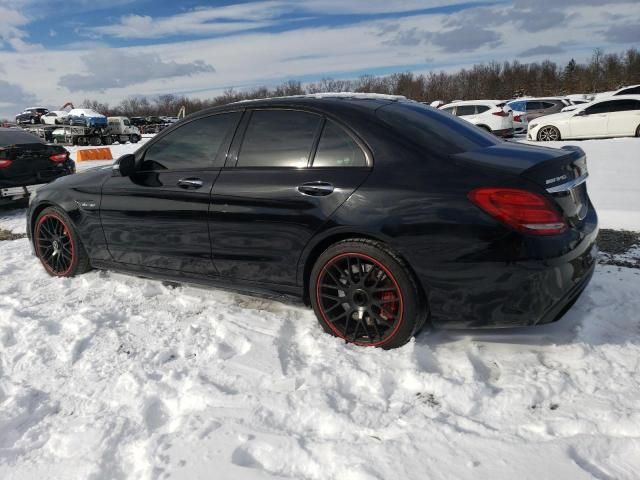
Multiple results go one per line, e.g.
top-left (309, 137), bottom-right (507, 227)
top-left (79, 47), bottom-right (640, 118)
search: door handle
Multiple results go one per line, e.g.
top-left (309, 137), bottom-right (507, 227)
top-left (297, 181), bottom-right (335, 196)
top-left (177, 178), bottom-right (204, 189)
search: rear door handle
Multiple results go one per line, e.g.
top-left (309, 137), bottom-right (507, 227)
top-left (297, 181), bottom-right (334, 196)
top-left (177, 178), bottom-right (204, 189)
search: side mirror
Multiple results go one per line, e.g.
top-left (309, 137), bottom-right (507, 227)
top-left (113, 154), bottom-right (136, 177)
top-left (574, 110), bottom-right (587, 117)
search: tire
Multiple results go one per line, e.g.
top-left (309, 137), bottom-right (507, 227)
top-left (537, 125), bottom-right (561, 141)
top-left (102, 136), bottom-right (113, 146)
top-left (130, 134), bottom-right (140, 144)
top-left (30, 117), bottom-right (36, 124)
top-left (636, 125), bottom-right (640, 137)
top-left (310, 239), bottom-right (426, 349)
top-left (33, 207), bottom-right (91, 277)
top-left (90, 136), bottom-right (102, 146)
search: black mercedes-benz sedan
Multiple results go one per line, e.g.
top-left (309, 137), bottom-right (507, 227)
top-left (1, 128), bottom-right (75, 205)
top-left (26, 95), bottom-right (598, 349)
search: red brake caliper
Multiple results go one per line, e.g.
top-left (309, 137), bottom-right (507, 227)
top-left (379, 291), bottom-right (398, 321)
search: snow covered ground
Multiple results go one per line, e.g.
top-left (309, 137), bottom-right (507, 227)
top-left (1, 136), bottom-right (640, 479)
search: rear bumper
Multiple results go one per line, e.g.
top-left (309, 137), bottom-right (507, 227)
top-left (421, 216), bottom-right (599, 329)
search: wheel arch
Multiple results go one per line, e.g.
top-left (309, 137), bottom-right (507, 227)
top-left (29, 200), bottom-right (81, 238)
top-left (298, 228), bottom-right (428, 308)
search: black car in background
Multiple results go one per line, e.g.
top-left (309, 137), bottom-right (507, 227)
top-left (27, 96), bottom-right (597, 349)
top-left (15, 108), bottom-right (50, 125)
top-left (1, 128), bottom-right (75, 205)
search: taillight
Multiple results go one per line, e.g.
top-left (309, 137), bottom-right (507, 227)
top-left (49, 153), bottom-right (67, 163)
top-left (468, 187), bottom-right (567, 235)
top-left (492, 110), bottom-right (509, 117)
top-left (513, 114), bottom-right (523, 122)
top-left (0, 159), bottom-right (12, 168)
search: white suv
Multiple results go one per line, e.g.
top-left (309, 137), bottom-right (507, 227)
top-left (441, 100), bottom-right (514, 137)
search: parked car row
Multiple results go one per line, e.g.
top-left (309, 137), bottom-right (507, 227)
top-left (528, 95), bottom-right (640, 141)
top-left (440, 100), bottom-right (515, 137)
top-left (434, 90), bottom-right (640, 142)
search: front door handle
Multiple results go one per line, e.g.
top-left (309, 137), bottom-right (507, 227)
top-left (177, 178), bottom-right (204, 189)
top-left (297, 181), bottom-right (334, 196)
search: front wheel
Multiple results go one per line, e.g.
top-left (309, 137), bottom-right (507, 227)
top-left (34, 207), bottom-right (91, 277)
top-left (537, 125), bottom-right (561, 141)
top-left (310, 239), bottom-right (426, 349)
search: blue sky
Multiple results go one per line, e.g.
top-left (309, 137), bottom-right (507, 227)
top-left (0, 0), bottom-right (639, 118)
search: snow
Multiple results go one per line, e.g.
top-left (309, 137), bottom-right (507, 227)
top-left (1, 136), bottom-right (640, 479)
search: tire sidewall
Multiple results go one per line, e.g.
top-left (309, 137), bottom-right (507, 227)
top-left (310, 240), bottom-right (421, 349)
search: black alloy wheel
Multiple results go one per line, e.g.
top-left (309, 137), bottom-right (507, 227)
top-left (34, 208), bottom-right (90, 277)
top-left (311, 239), bottom-right (425, 349)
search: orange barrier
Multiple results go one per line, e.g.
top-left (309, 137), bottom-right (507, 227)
top-left (76, 148), bottom-right (113, 162)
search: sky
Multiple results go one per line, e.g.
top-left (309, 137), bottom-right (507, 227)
top-left (0, 0), bottom-right (639, 118)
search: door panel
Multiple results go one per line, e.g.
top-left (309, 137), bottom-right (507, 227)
top-left (209, 168), bottom-right (369, 285)
top-left (101, 171), bottom-right (219, 274)
top-left (568, 114), bottom-right (608, 138)
top-left (99, 111), bottom-right (242, 274)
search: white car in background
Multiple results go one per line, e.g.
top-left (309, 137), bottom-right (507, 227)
top-left (528, 95), bottom-right (640, 141)
top-left (41, 110), bottom-right (69, 125)
top-left (440, 100), bottom-right (514, 137)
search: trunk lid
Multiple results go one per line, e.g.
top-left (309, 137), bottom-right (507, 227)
top-left (452, 142), bottom-right (590, 227)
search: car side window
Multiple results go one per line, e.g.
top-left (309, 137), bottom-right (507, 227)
top-left (616, 86), bottom-right (640, 95)
top-left (606, 100), bottom-right (640, 112)
top-left (526, 102), bottom-right (542, 111)
top-left (476, 105), bottom-right (490, 114)
top-left (441, 107), bottom-right (455, 114)
top-left (312, 120), bottom-right (367, 168)
top-left (456, 105), bottom-right (476, 116)
top-left (237, 110), bottom-right (321, 168)
top-left (585, 102), bottom-right (613, 115)
top-left (141, 112), bottom-right (240, 171)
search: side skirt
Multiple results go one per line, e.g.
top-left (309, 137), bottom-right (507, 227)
top-left (90, 259), bottom-right (306, 306)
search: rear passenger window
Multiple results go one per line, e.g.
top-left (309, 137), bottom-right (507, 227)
top-left (141, 112), bottom-right (240, 171)
top-left (526, 102), bottom-right (542, 111)
top-left (476, 105), bottom-right (490, 113)
top-left (313, 120), bottom-right (366, 167)
top-left (456, 105), bottom-right (476, 116)
top-left (237, 110), bottom-right (321, 167)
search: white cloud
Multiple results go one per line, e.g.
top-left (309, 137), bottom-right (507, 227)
top-left (59, 50), bottom-right (215, 91)
top-left (88, 0), bottom-right (486, 40)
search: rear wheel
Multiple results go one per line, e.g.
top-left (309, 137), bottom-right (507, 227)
top-left (130, 134), bottom-right (140, 144)
top-left (635, 125), bottom-right (640, 137)
top-left (34, 207), bottom-right (90, 277)
top-left (90, 136), bottom-right (102, 146)
top-left (310, 239), bottom-right (426, 349)
top-left (537, 125), bottom-right (561, 141)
